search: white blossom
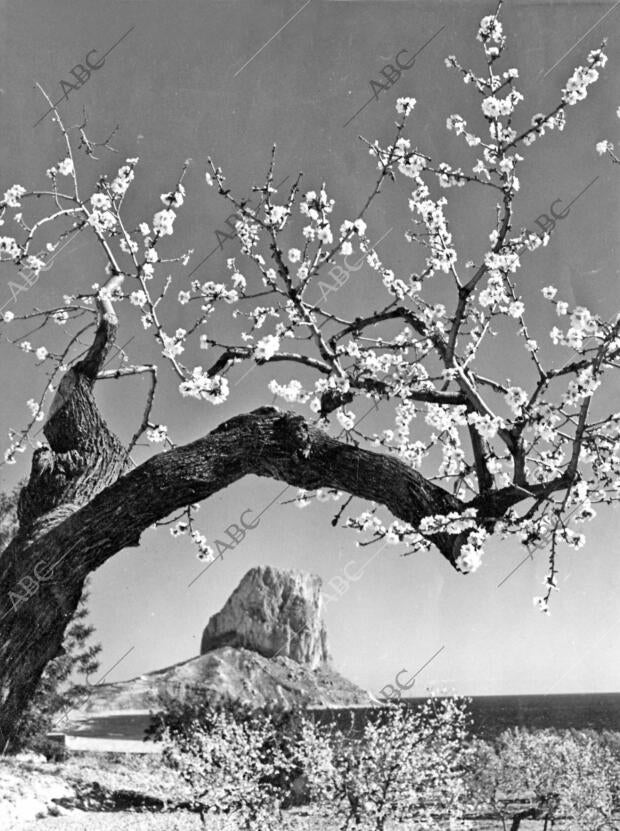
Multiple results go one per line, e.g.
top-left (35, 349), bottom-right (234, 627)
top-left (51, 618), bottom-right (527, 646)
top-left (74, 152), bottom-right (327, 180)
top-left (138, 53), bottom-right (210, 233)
top-left (26, 398), bottom-right (44, 422)
top-left (3, 184), bottom-right (26, 207)
top-left (179, 367), bottom-right (229, 404)
top-left (146, 425), bottom-right (168, 443)
top-left (395, 97), bottom-right (416, 116)
top-left (255, 334), bottom-right (280, 361)
top-left (130, 290), bottom-right (148, 307)
top-left (152, 208), bottom-right (176, 236)
top-left (57, 157), bottom-right (74, 176)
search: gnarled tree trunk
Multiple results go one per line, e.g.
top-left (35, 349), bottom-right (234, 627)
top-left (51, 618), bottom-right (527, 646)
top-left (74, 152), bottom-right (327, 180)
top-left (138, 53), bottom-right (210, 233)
top-left (0, 283), bottom-right (473, 748)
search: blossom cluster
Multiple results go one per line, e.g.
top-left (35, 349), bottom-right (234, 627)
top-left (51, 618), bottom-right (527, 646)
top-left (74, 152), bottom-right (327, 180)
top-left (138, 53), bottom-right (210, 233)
top-left (179, 367), bottom-right (229, 404)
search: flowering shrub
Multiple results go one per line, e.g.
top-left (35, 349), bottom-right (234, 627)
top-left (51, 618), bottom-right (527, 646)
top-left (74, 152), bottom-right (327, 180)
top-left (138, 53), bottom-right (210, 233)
top-left (301, 696), bottom-right (475, 830)
top-left (156, 691), bottom-right (303, 829)
top-left (160, 699), bottom-right (300, 830)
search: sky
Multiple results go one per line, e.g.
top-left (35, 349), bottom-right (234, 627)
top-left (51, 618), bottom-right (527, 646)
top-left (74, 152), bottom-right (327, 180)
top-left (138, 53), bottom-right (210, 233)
top-left (0, 0), bottom-right (619, 700)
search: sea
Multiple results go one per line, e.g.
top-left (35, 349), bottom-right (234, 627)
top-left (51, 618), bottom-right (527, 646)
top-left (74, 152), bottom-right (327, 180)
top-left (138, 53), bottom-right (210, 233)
top-left (67, 693), bottom-right (620, 744)
top-left (309, 693), bottom-right (620, 741)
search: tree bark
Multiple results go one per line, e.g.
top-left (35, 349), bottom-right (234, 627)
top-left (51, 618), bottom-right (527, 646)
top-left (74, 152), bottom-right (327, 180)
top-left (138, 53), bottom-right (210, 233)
top-left (0, 279), bottom-right (130, 748)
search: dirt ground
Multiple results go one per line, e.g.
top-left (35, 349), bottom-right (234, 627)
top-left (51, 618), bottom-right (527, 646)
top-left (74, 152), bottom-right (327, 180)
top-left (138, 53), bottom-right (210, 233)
top-left (17, 813), bottom-right (550, 831)
top-left (0, 753), bottom-right (566, 831)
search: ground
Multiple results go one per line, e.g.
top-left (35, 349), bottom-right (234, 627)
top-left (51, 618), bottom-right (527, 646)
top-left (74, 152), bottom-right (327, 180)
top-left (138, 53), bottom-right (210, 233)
top-left (0, 752), bottom-right (561, 830)
top-left (14, 813), bottom-right (550, 830)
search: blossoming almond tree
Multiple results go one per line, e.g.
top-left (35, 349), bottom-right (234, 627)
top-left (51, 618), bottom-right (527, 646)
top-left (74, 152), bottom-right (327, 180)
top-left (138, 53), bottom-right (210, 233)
top-left (300, 697), bottom-right (474, 829)
top-left (0, 1), bottom-right (615, 744)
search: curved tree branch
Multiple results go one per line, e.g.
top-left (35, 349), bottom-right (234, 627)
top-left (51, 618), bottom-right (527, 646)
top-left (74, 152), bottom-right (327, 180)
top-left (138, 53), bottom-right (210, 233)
top-left (0, 389), bottom-right (581, 746)
top-left (7, 406), bottom-right (468, 589)
top-left (0, 404), bottom-right (470, 745)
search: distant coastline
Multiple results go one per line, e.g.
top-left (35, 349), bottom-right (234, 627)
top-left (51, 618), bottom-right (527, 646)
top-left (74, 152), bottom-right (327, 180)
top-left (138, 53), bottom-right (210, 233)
top-left (63, 692), bottom-right (620, 745)
top-left (309, 692), bottom-right (620, 740)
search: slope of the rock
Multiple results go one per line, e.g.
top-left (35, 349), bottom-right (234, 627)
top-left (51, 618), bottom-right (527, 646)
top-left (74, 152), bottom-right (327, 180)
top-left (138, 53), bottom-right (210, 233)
top-left (68, 646), bottom-right (372, 716)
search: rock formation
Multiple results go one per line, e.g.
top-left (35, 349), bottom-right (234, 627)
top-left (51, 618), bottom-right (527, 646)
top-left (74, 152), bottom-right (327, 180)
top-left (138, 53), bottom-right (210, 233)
top-left (66, 566), bottom-right (372, 733)
top-left (200, 566), bottom-right (330, 669)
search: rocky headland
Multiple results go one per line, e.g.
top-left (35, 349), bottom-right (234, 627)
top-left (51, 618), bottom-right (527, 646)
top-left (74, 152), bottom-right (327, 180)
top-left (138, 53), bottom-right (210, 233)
top-left (68, 565), bottom-right (372, 722)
